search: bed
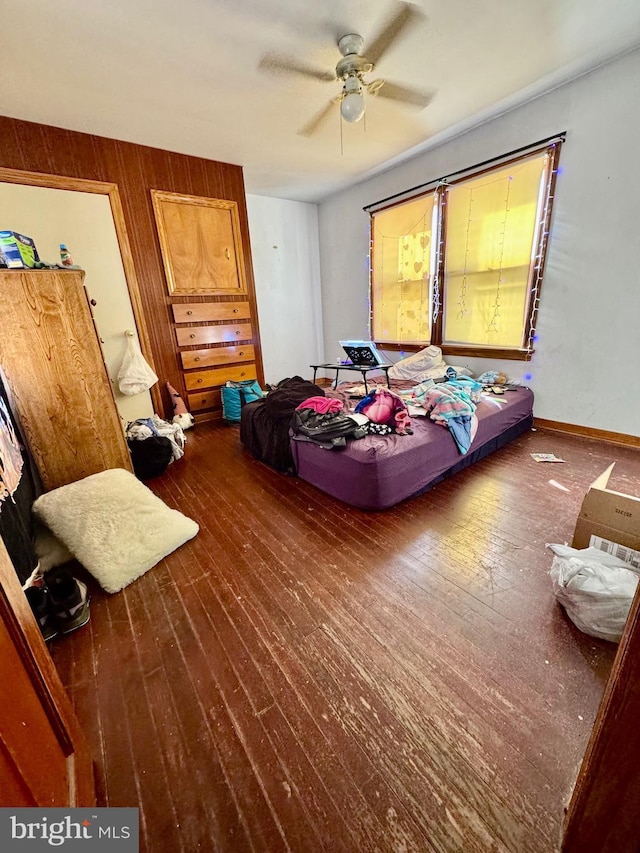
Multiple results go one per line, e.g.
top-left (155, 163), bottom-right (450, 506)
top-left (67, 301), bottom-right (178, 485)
top-left (289, 385), bottom-right (534, 510)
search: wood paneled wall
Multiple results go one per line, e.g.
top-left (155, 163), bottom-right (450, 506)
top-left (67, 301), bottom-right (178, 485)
top-left (0, 115), bottom-right (263, 419)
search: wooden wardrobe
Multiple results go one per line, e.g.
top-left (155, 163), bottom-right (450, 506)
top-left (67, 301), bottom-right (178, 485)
top-left (0, 269), bottom-right (133, 490)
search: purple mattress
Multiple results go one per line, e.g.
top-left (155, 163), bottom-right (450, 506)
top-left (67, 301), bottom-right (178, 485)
top-left (290, 387), bottom-right (534, 510)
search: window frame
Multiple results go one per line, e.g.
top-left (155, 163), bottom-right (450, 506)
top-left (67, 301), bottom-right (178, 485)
top-left (369, 141), bottom-right (562, 361)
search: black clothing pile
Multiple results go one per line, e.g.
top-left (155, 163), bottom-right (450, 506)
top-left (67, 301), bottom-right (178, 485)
top-left (240, 376), bottom-right (324, 473)
top-left (291, 408), bottom-right (367, 449)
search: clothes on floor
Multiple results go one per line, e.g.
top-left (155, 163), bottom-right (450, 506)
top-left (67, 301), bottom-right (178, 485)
top-left (126, 415), bottom-right (186, 462)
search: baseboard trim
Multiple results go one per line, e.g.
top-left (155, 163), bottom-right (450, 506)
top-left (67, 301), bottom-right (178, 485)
top-left (194, 411), bottom-right (222, 424)
top-left (534, 418), bottom-right (640, 448)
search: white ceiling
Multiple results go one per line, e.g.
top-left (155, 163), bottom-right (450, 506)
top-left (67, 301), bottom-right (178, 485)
top-left (3, 0), bottom-right (640, 203)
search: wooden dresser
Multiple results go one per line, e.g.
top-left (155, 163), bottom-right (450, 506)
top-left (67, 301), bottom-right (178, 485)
top-left (173, 300), bottom-right (259, 416)
top-left (0, 269), bottom-right (133, 490)
top-left (152, 190), bottom-right (263, 420)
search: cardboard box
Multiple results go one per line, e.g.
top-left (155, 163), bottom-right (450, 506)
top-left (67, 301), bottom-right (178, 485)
top-left (0, 231), bottom-right (39, 268)
top-left (572, 463), bottom-right (640, 567)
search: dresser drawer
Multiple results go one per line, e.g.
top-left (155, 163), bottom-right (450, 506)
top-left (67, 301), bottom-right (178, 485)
top-left (176, 323), bottom-right (253, 347)
top-left (172, 301), bottom-right (251, 324)
top-left (184, 363), bottom-right (257, 392)
top-left (180, 344), bottom-right (255, 370)
top-left (187, 389), bottom-right (221, 412)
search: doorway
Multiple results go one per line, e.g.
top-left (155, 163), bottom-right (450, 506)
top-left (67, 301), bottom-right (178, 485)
top-left (0, 169), bottom-right (159, 421)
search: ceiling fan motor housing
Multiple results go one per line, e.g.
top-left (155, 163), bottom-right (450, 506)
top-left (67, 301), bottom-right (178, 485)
top-left (336, 34), bottom-right (373, 82)
top-left (337, 33), bottom-right (365, 57)
top-left (336, 52), bottom-right (374, 81)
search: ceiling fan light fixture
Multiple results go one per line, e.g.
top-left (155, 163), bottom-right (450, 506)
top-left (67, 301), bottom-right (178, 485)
top-left (340, 76), bottom-right (365, 123)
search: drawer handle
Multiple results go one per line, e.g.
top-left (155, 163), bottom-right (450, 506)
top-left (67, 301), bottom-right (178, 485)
top-left (187, 310), bottom-right (193, 316)
top-left (240, 372), bottom-right (246, 377)
top-left (194, 357), bottom-right (200, 362)
top-left (239, 351), bottom-right (244, 356)
top-left (197, 379), bottom-right (203, 384)
top-left (190, 333), bottom-right (196, 339)
top-left (233, 308), bottom-right (238, 313)
top-left (236, 330), bottom-right (241, 335)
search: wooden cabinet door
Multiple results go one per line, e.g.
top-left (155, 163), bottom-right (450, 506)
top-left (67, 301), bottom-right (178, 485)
top-left (152, 191), bottom-right (248, 295)
top-left (0, 270), bottom-right (133, 490)
top-left (0, 538), bottom-right (95, 806)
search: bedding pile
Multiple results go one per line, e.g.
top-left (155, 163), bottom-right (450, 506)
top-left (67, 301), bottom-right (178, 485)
top-left (411, 377), bottom-right (482, 454)
top-left (327, 369), bottom-right (487, 455)
top-left (291, 386), bottom-right (414, 451)
top-left (387, 345), bottom-right (469, 382)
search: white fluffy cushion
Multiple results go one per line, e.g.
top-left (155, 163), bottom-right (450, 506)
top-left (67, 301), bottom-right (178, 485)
top-left (388, 346), bottom-right (471, 381)
top-left (32, 468), bottom-right (199, 594)
top-left (388, 345), bottom-right (446, 380)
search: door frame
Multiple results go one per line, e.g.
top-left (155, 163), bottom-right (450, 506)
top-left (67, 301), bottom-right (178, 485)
top-left (0, 537), bottom-right (95, 806)
top-left (562, 582), bottom-right (640, 850)
top-left (0, 167), bottom-right (161, 414)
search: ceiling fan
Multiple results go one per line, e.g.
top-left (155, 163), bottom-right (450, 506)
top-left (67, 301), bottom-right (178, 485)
top-left (258, 2), bottom-right (433, 136)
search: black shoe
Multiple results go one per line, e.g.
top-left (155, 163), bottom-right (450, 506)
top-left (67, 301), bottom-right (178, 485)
top-left (24, 584), bottom-right (58, 642)
top-left (44, 567), bottom-right (91, 635)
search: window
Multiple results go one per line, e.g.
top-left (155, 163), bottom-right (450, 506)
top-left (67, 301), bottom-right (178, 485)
top-left (370, 193), bottom-right (435, 344)
top-left (369, 139), bottom-right (562, 360)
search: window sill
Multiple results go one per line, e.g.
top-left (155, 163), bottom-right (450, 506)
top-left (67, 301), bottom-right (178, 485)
top-left (375, 341), bottom-right (534, 361)
top-left (441, 344), bottom-right (534, 362)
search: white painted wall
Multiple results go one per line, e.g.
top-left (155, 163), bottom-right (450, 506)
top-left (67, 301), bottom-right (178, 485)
top-left (317, 48), bottom-right (640, 437)
top-left (0, 183), bottom-right (154, 424)
top-left (246, 194), bottom-right (324, 384)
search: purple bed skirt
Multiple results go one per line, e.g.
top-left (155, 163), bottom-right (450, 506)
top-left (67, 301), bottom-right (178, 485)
top-left (290, 387), bottom-right (534, 510)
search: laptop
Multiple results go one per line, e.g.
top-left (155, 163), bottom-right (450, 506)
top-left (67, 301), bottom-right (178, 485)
top-left (339, 340), bottom-right (388, 367)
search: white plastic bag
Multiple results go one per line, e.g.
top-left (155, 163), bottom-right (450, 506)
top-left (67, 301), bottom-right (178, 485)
top-left (548, 543), bottom-right (640, 642)
top-left (117, 335), bottom-right (158, 396)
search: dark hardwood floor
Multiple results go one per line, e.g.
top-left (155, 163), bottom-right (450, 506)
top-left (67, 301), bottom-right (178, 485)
top-left (49, 423), bottom-right (640, 852)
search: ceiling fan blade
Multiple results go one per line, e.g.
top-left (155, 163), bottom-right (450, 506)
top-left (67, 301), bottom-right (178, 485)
top-left (298, 98), bottom-right (340, 137)
top-left (370, 79), bottom-right (434, 109)
top-left (259, 53), bottom-right (335, 82)
top-left (365, 2), bottom-right (425, 66)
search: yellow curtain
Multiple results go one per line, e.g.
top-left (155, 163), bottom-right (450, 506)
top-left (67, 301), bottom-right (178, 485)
top-left (442, 153), bottom-right (547, 348)
top-left (371, 194), bottom-right (434, 344)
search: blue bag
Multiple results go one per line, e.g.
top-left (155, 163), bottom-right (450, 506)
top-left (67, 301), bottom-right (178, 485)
top-left (221, 379), bottom-right (264, 423)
